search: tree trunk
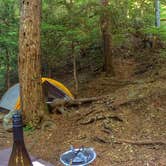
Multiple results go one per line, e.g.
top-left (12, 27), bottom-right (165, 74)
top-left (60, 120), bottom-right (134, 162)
top-left (72, 42), bottom-right (78, 97)
top-left (155, 0), bottom-right (160, 27)
top-left (101, 0), bottom-right (114, 75)
top-left (18, 0), bottom-right (46, 127)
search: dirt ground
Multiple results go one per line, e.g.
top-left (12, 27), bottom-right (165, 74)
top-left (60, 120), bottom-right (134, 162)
top-left (0, 52), bottom-right (166, 166)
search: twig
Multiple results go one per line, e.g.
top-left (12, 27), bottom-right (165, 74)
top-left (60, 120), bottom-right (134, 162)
top-left (114, 139), bottom-right (166, 146)
top-left (93, 136), bottom-right (166, 146)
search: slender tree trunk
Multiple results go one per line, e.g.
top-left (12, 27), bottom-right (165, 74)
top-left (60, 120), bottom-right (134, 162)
top-left (5, 49), bottom-right (10, 89)
top-left (72, 42), bottom-right (78, 97)
top-left (155, 0), bottom-right (160, 27)
top-left (65, 0), bottom-right (78, 96)
top-left (18, 0), bottom-right (46, 127)
top-left (101, 0), bottom-right (114, 75)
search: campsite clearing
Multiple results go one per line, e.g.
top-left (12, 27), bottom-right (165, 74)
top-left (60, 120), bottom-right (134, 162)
top-left (0, 60), bottom-right (166, 166)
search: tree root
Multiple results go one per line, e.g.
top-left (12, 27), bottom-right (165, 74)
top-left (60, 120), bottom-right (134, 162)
top-left (93, 136), bottom-right (166, 146)
top-left (80, 115), bottom-right (123, 125)
top-left (93, 136), bottom-right (110, 144)
top-left (28, 120), bottom-right (56, 151)
top-left (41, 120), bottom-right (56, 131)
top-left (114, 139), bottom-right (166, 146)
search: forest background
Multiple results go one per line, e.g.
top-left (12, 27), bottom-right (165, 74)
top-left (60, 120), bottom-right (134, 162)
top-left (0, 1), bottom-right (166, 165)
top-left (0, 0), bottom-right (166, 96)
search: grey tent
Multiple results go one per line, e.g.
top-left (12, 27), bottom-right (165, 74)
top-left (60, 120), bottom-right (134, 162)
top-left (0, 84), bottom-right (20, 112)
top-left (0, 77), bottom-right (73, 112)
top-left (0, 77), bottom-right (73, 130)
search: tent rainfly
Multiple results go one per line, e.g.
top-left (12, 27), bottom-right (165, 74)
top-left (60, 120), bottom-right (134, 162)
top-left (0, 77), bottom-right (74, 112)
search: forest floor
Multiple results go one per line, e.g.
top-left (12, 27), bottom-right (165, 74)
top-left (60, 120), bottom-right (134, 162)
top-left (0, 49), bottom-right (166, 166)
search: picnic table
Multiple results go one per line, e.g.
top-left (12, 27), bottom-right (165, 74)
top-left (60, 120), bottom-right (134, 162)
top-left (0, 148), bottom-right (54, 166)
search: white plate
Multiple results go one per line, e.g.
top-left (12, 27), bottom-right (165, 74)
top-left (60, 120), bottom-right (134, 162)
top-left (33, 161), bottom-right (45, 166)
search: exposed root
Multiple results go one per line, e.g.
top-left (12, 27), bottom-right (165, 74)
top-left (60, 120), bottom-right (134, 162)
top-left (79, 115), bottom-right (123, 125)
top-left (41, 120), bottom-right (56, 131)
top-left (114, 139), bottom-right (166, 146)
top-left (93, 136), bottom-right (166, 146)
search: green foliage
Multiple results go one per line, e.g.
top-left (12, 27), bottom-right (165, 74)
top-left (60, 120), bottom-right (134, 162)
top-left (0, 0), bottom-right (19, 90)
top-left (0, 0), bottom-right (166, 91)
top-left (41, 0), bottom-right (101, 73)
top-left (23, 125), bottom-right (35, 132)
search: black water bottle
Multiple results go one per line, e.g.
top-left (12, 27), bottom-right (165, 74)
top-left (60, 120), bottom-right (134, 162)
top-left (8, 112), bottom-right (32, 166)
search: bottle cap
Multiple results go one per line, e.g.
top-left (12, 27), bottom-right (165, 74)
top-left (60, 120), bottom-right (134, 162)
top-left (13, 112), bottom-right (23, 127)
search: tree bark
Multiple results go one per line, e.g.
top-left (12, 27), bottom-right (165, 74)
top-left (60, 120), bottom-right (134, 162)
top-left (155, 0), bottom-right (160, 27)
top-left (72, 42), bottom-right (78, 96)
top-left (18, 0), bottom-right (46, 127)
top-left (101, 0), bottom-right (114, 75)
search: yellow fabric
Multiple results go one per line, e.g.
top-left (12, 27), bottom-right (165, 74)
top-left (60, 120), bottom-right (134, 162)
top-left (41, 77), bottom-right (74, 99)
top-left (14, 77), bottom-right (73, 110)
top-left (15, 97), bottom-right (21, 110)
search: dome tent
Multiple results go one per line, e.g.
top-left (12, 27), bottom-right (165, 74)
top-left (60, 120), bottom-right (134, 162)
top-left (0, 84), bottom-right (20, 112)
top-left (0, 77), bottom-right (73, 130)
top-left (0, 77), bottom-right (73, 111)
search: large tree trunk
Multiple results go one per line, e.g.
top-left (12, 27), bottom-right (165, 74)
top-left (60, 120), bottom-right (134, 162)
top-left (101, 0), bottom-right (114, 75)
top-left (18, 0), bottom-right (46, 127)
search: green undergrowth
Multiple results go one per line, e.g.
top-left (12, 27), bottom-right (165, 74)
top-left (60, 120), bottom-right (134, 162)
top-left (23, 125), bottom-right (35, 132)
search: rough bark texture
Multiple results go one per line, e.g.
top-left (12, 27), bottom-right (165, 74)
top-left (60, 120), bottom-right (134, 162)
top-left (101, 0), bottom-right (114, 75)
top-left (18, 0), bottom-right (45, 127)
top-left (72, 42), bottom-right (78, 96)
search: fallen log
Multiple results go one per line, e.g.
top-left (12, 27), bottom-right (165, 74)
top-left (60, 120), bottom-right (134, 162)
top-left (48, 96), bottom-right (113, 108)
top-left (49, 80), bottom-right (166, 112)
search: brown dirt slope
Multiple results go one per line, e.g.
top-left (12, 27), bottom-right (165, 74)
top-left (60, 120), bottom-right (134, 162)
top-left (0, 58), bottom-right (166, 166)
